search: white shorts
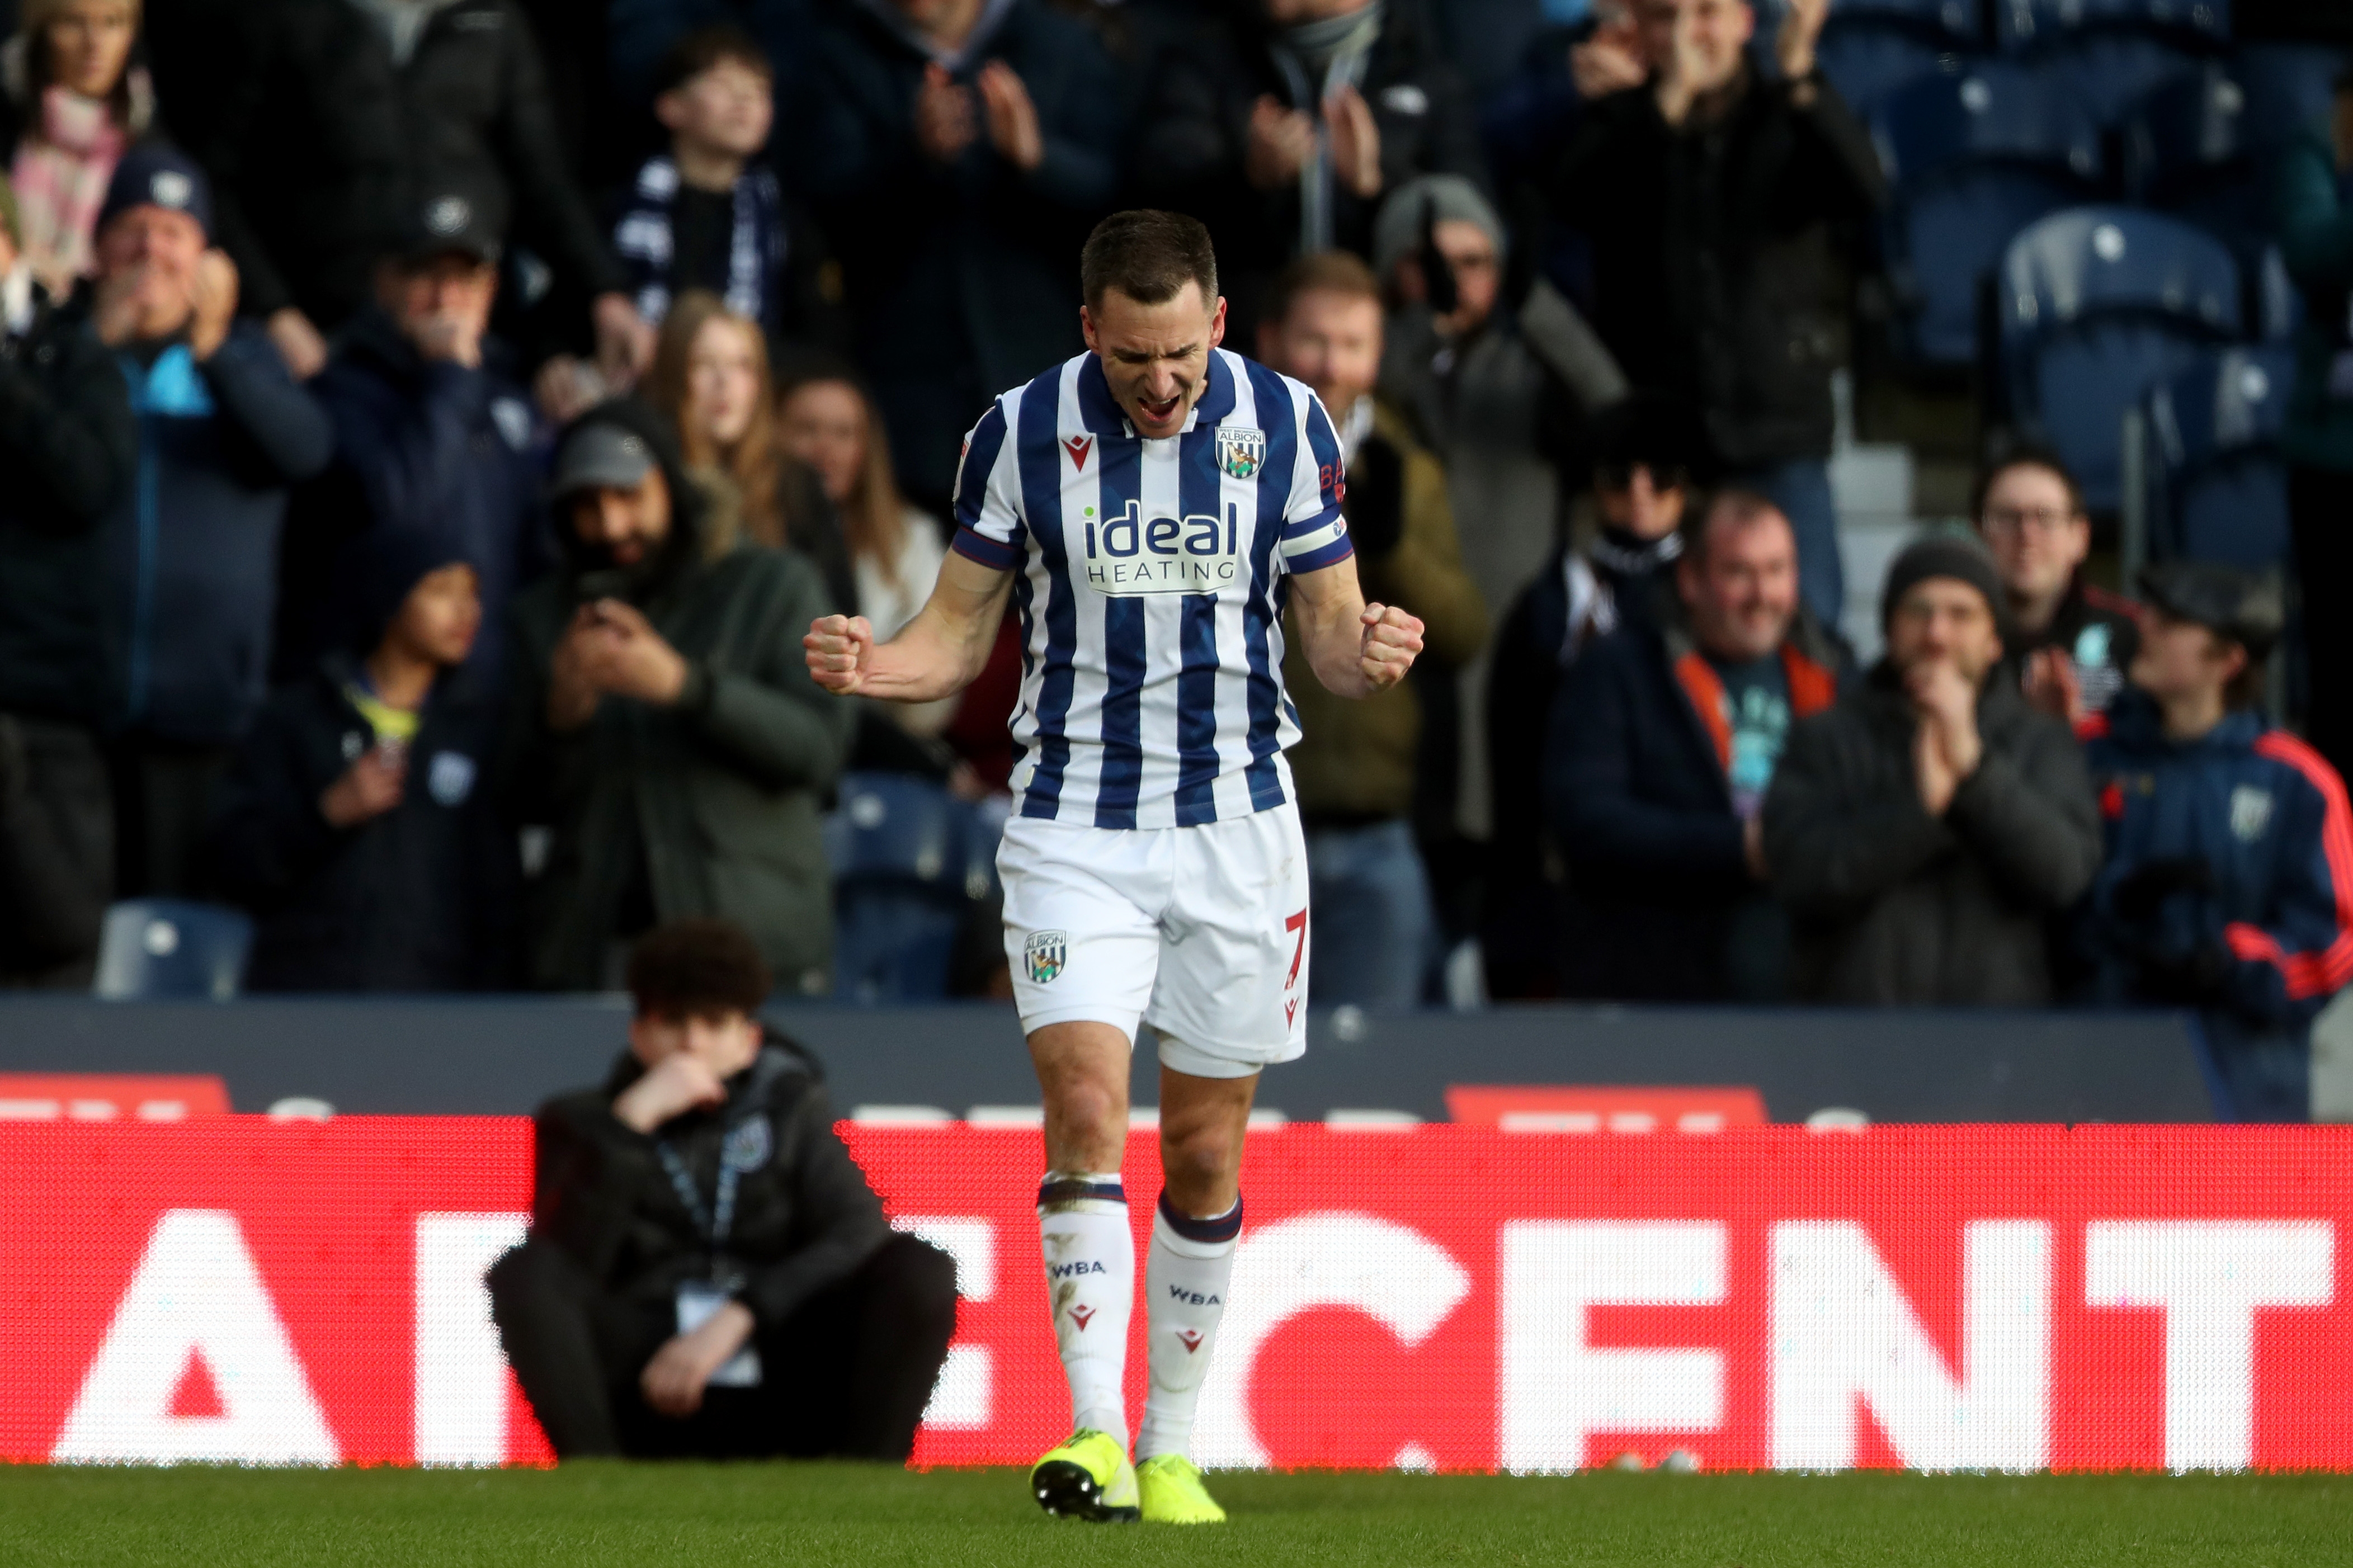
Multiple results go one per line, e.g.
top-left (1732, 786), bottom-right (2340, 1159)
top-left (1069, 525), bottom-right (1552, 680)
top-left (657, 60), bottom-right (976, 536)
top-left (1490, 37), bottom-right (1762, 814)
top-left (998, 802), bottom-right (1311, 1079)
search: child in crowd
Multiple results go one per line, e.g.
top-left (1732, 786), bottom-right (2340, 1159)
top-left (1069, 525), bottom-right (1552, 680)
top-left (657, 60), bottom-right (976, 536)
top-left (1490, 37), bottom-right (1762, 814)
top-left (211, 528), bottom-right (516, 990)
top-left (614, 25), bottom-right (839, 348)
top-left (2076, 562), bottom-right (2349, 1122)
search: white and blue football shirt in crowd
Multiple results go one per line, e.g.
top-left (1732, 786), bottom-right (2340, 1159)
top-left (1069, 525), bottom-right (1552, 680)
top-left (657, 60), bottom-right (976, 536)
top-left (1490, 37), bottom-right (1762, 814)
top-left (949, 347), bottom-right (1352, 830)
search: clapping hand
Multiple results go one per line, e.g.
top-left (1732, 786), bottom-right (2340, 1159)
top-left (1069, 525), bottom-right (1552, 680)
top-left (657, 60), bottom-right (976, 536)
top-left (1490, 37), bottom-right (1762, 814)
top-left (1245, 95), bottom-right (1314, 190)
top-left (978, 60), bottom-right (1043, 171)
top-left (1905, 659), bottom-right (1983, 818)
top-left (915, 63), bottom-right (979, 163)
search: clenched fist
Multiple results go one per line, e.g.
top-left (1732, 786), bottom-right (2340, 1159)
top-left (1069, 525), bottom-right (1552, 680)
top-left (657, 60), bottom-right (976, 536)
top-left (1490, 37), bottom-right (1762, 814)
top-left (1357, 602), bottom-right (1424, 692)
top-left (805, 613), bottom-right (876, 695)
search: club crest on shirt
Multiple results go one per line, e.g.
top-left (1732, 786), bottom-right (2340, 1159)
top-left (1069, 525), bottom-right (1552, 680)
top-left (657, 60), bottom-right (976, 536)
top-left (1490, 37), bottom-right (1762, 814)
top-left (2230, 785), bottom-right (2274, 843)
top-left (722, 1114), bottom-right (773, 1173)
top-left (1024, 930), bottom-right (1068, 985)
top-left (1216, 426), bottom-right (1265, 481)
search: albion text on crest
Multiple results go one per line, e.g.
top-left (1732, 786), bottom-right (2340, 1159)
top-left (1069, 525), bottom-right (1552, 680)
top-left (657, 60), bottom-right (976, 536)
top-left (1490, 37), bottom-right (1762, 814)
top-left (1216, 426), bottom-right (1265, 481)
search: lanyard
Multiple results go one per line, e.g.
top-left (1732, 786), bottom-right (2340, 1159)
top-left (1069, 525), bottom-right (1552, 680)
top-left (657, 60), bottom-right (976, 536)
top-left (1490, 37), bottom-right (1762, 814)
top-left (656, 1140), bottom-right (740, 1255)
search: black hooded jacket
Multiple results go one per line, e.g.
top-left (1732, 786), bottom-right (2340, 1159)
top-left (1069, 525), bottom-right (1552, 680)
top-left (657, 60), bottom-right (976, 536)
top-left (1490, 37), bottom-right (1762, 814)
top-left (0, 289), bottom-right (135, 724)
top-left (506, 399), bottom-right (855, 993)
top-left (527, 1038), bottom-right (890, 1329)
top-left (212, 651), bottom-right (517, 990)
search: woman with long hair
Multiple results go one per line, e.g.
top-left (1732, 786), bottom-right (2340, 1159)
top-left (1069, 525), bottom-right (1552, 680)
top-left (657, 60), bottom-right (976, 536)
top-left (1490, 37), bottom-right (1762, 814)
top-left (644, 290), bottom-right (853, 608)
top-left (1, 0), bottom-right (151, 298)
top-left (777, 367), bottom-right (944, 645)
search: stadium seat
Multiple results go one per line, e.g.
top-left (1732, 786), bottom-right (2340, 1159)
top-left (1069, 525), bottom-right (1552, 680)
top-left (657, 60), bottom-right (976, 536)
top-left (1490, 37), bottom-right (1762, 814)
top-left (1998, 206), bottom-right (2242, 512)
top-left (92, 900), bottom-right (253, 1001)
top-left (1993, 0), bottom-right (2223, 126)
top-left (1873, 63), bottom-right (2101, 366)
top-left (826, 773), bottom-right (1000, 1004)
top-left (2118, 65), bottom-right (2266, 247)
top-left (1812, 0), bottom-right (1982, 115)
top-left (2235, 40), bottom-right (2348, 152)
top-left (2143, 343), bottom-right (2295, 569)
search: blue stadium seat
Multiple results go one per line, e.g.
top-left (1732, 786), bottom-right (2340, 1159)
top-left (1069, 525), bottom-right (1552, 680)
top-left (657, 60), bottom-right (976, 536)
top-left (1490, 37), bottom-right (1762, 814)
top-left (2235, 41), bottom-right (2347, 151)
top-left (826, 773), bottom-right (1000, 1004)
top-left (1818, 28), bottom-right (1964, 115)
top-left (1993, 0), bottom-right (2230, 54)
top-left (93, 900), bottom-right (252, 1001)
top-left (2118, 65), bottom-right (2265, 245)
top-left (1999, 206), bottom-right (2242, 512)
top-left (2144, 343), bottom-right (2295, 569)
top-left (1812, 0), bottom-right (1982, 115)
top-left (1874, 63), bottom-right (2101, 366)
top-left (1993, 0), bottom-right (2224, 126)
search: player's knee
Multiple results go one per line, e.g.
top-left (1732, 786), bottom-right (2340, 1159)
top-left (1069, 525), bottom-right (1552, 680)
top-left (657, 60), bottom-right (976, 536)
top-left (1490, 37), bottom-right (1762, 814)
top-left (1048, 1079), bottom-right (1125, 1152)
top-left (1159, 1125), bottom-right (1241, 1210)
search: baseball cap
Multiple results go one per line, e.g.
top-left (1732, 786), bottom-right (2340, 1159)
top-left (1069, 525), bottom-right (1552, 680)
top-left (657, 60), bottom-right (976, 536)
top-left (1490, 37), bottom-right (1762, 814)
top-left (2137, 560), bottom-right (2283, 658)
top-left (550, 420), bottom-right (658, 502)
top-left (398, 181), bottom-right (507, 266)
top-left (96, 143), bottom-right (214, 241)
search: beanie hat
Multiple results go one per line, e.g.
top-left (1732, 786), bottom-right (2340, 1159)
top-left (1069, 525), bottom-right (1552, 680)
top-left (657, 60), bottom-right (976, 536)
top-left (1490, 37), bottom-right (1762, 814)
top-left (1881, 532), bottom-right (2013, 645)
top-left (1371, 174), bottom-right (1503, 286)
top-left (96, 141), bottom-right (212, 242)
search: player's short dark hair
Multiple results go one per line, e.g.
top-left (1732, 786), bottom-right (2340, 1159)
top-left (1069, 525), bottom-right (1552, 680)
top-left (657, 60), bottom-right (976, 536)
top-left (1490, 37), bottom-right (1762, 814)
top-left (1678, 487), bottom-right (1788, 566)
top-left (653, 23), bottom-right (772, 100)
top-left (1972, 439), bottom-right (2085, 523)
top-left (1264, 250), bottom-right (1381, 328)
top-left (626, 919), bottom-right (771, 1020)
top-left (1081, 210), bottom-right (1219, 312)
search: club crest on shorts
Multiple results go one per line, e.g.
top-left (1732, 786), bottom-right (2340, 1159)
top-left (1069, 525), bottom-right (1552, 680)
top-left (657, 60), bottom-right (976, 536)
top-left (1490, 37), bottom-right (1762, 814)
top-left (1215, 426), bottom-right (1265, 481)
top-left (1025, 930), bottom-right (1068, 985)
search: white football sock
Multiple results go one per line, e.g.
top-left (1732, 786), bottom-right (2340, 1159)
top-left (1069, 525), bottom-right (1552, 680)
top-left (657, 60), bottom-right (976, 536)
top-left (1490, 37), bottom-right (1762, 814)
top-left (1136, 1192), bottom-right (1241, 1463)
top-left (1036, 1171), bottom-right (1133, 1442)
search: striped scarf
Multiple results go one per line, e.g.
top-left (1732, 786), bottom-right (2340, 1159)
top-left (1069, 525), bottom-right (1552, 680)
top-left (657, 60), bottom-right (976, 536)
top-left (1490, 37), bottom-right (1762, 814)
top-left (612, 154), bottom-right (788, 330)
top-left (11, 84), bottom-right (125, 297)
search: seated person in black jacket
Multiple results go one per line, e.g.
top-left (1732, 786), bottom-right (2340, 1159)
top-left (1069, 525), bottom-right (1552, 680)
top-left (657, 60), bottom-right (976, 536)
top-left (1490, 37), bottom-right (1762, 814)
top-left (213, 523), bottom-right (516, 990)
top-left (488, 920), bottom-right (956, 1460)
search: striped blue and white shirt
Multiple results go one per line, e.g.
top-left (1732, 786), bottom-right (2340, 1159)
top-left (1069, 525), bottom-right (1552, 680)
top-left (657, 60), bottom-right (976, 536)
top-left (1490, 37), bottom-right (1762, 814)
top-left (950, 348), bottom-right (1352, 829)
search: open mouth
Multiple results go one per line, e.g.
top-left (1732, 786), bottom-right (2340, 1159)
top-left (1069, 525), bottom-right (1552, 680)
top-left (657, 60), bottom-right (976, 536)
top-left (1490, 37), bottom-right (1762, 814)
top-left (1138, 393), bottom-right (1183, 426)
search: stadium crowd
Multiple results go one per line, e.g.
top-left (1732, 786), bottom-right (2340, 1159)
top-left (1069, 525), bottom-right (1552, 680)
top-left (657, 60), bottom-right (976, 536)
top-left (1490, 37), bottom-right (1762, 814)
top-left (0, 0), bottom-right (2345, 1119)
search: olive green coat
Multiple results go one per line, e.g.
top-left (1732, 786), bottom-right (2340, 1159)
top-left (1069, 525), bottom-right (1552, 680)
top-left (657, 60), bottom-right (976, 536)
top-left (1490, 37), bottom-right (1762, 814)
top-left (508, 533), bottom-right (854, 995)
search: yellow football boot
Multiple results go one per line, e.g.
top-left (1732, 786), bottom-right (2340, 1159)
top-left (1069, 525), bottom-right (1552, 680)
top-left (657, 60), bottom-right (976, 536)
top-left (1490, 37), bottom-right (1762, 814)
top-left (1137, 1453), bottom-right (1227, 1524)
top-left (1028, 1428), bottom-right (1139, 1522)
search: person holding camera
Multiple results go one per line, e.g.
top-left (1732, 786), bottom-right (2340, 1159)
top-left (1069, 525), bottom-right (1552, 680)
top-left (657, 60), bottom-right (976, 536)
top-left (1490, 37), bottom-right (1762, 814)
top-left (505, 399), bottom-right (852, 994)
top-left (488, 919), bottom-right (956, 1459)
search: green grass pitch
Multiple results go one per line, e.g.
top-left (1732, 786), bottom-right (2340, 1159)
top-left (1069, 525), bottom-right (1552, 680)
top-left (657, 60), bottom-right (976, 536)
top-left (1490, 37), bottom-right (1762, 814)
top-left (3, 1462), bottom-right (2347, 1566)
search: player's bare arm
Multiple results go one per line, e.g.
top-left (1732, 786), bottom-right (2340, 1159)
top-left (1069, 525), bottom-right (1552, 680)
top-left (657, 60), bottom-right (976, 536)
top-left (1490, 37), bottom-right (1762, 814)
top-left (1288, 553), bottom-right (1426, 698)
top-left (803, 550), bottom-right (1012, 702)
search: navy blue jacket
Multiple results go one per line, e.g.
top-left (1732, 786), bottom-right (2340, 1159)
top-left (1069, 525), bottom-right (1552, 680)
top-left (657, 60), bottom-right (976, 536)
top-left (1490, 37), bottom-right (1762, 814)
top-left (278, 312), bottom-right (549, 681)
top-left (213, 654), bottom-right (517, 990)
top-left (1543, 599), bottom-right (1841, 999)
top-left (2078, 691), bottom-right (2353, 1031)
top-left (103, 320), bottom-right (333, 744)
top-left (790, 0), bottom-right (1122, 505)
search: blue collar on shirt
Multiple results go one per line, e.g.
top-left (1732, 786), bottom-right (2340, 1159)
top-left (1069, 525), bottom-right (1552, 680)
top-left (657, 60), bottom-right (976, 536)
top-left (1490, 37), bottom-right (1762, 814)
top-left (1075, 349), bottom-right (1239, 440)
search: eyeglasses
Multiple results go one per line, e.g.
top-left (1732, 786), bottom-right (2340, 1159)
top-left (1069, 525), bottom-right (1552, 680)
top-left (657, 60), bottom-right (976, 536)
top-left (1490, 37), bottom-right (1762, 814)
top-left (1982, 505), bottom-right (2079, 533)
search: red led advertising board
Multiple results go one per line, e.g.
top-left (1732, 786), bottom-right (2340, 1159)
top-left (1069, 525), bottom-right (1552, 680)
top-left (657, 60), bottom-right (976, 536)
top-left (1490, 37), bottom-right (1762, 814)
top-left (1, 1120), bottom-right (2347, 1471)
